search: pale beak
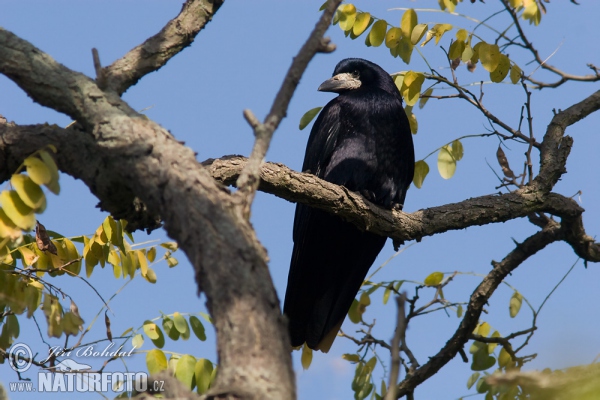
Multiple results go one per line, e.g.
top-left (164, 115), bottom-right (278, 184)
top-left (318, 72), bottom-right (361, 93)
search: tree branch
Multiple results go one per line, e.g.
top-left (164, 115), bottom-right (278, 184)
top-left (234, 0), bottom-right (340, 219)
top-left (395, 220), bottom-right (564, 397)
top-left (500, 0), bottom-right (600, 89)
top-left (103, 0), bottom-right (224, 95)
top-left (0, 20), bottom-right (293, 400)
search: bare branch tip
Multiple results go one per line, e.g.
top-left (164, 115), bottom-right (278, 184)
top-left (317, 37), bottom-right (336, 54)
top-left (243, 109), bottom-right (261, 130)
top-left (92, 48), bottom-right (107, 90)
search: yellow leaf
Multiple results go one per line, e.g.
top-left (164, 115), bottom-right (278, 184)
top-left (432, 23), bottom-right (453, 45)
top-left (437, 146), bottom-right (456, 179)
top-left (405, 105), bottom-right (418, 134)
top-left (400, 9), bottom-right (417, 38)
top-left (400, 71), bottom-right (425, 107)
top-left (147, 247), bottom-right (156, 263)
top-left (510, 64), bottom-right (522, 84)
top-left (137, 250), bottom-right (148, 277)
top-left (0, 190), bottom-right (35, 230)
top-left (456, 29), bottom-right (468, 42)
top-left (509, 291), bottom-right (523, 318)
top-left (461, 45), bottom-right (474, 63)
top-left (479, 43), bottom-right (501, 73)
top-left (146, 349), bottom-right (168, 374)
top-left (478, 321), bottom-right (491, 337)
top-left (0, 208), bottom-right (22, 240)
top-left (19, 246), bottom-right (38, 266)
top-left (338, 4), bottom-right (357, 32)
top-left (144, 267), bottom-right (157, 284)
top-left (522, 0), bottom-right (541, 25)
top-left (490, 54), bottom-right (511, 83)
top-left (411, 23), bottom-right (428, 45)
top-left (194, 359), bottom-right (214, 394)
top-left (413, 160), bottom-right (429, 189)
top-left (368, 20), bottom-right (387, 47)
top-left (397, 36), bottom-right (414, 64)
top-left (24, 157), bottom-right (51, 185)
top-left (352, 12), bottom-right (371, 37)
top-left (11, 174), bottom-right (46, 211)
top-left (509, 0), bottom-right (522, 7)
top-left (342, 353), bottom-right (360, 362)
top-left (424, 271), bottom-right (444, 286)
top-left (301, 343), bottom-right (313, 370)
top-left (385, 27), bottom-right (402, 49)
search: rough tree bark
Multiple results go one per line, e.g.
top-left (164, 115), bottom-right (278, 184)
top-left (1, 1), bottom-right (600, 399)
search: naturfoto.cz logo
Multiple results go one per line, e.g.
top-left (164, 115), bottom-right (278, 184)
top-left (7, 342), bottom-right (164, 394)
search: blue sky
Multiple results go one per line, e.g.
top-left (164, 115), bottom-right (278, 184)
top-left (1, 1), bottom-right (600, 399)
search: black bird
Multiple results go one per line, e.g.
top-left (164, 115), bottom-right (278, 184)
top-left (283, 58), bottom-right (415, 352)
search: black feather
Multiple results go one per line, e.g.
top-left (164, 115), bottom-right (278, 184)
top-left (284, 58), bottom-right (415, 352)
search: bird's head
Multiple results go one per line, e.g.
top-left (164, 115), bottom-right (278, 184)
top-left (318, 58), bottom-right (396, 95)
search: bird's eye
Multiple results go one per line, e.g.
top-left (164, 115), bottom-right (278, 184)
top-left (352, 70), bottom-right (360, 79)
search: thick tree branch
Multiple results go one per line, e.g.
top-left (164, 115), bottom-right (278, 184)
top-left (103, 0), bottom-right (224, 95)
top-left (0, 21), bottom-right (294, 400)
top-left (203, 156), bottom-right (600, 260)
top-left (234, 0), bottom-right (340, 218)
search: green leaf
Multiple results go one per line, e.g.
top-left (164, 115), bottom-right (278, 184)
top-left (301, 343), bottom-right (313, 370)
top-left (467, 372), bottom-right (480, 389)
top-left (479, 43), bottom-right (501, 73)
top-left (418, 88), bottom-right (433, 109)
top-left (451, 139), bottom-right (464, 161)
top-left (383, 285), bottom-right (391, 305)
top-left (299, 107), bottom-right (322, 130)
top-left (457, 304), bottom-right (463, 318)
top-left (410, 23), bottom-right (428, 45)
top-left (0, 190), bottom-right (35, 230)
top-left (189, 316), bottom-right (207, 341)
top-left (424, 271), bottom-right (443, 286)
top-left (173, 312), bottom-right (190, 336)
top-left (11, 175), bottom-right (46, 211)
top-left (348, 299), bottom-right (362, 323)
top-left (490, 54), bottom-right (511, 82)
top-left (471, 348), bottom-right (496, 371)
top-left (437, 146), bottom-right (456, 179)
top-left (195, 359), bottom-right (213, 394)
top-left (163, 317), bottom-right (180, 341)
top-left (509, 291), bottom-right (523, 318)
top-left (449, 40), bottom-right (466, 60)
top-left (175, 354), bottom-right (197, 389)
top-left (146, 349), bottom-right (168, 374)
top-left (498, 347), bottom-right (512, 368)
top-left (412, 160), bottom-right (429, 189)
top-left (510, 63), bottom-right (522, 84)
top-left (369, 20), bottom-right (387, 47)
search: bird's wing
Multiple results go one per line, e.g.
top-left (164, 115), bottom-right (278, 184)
top-left (292, 100), bottom-right (342, 243)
